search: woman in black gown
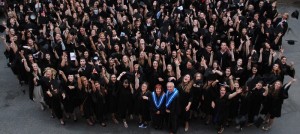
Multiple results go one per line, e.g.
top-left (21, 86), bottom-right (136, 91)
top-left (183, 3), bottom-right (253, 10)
top-left (40, 68), bottom-right (65, 125)
top-left (136, 82), bottom-right (151, 128)
top-left (150, 84), bottom-right (166, 129)
top-left (117, 72), bottom-right (134, 128)
top-left (80, 76), bottom-right (95, 126)
top-left (261, 79), bottom-right (296, 131)
top-left (190, 73), bottom-right (203, 119)
top-left (178, 74), bottom-right (194, 131)
top-left (91, 81), bottom-right (107, 127)
top-left (211, 86), bottom-right (242, 134)
top-left (201, 79), bottom-right (219, 125)
top-left (60, 72), bottom-right (81, 121)
top-left (107, 74), bottom-right (120, 124)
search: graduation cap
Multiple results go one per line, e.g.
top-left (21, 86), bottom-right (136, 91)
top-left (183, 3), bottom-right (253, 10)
top-left (0, 25), bottom-right (5, 33)
top-left (291, 10), bottom-right (299, 19)
top-left (286, 40), bottom-right (297, 45)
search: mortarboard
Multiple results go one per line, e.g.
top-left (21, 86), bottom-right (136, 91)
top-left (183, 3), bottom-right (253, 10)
top-left (286, 40), bottom-right (297, 45)
top-left (291, 10), bottom-right (299, 19)
top-left (0, 25), bottom-right (6, 33)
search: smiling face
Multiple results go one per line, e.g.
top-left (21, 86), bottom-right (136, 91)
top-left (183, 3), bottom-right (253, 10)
top-left (220, 86), bottom-right (226, 97)
top-left (183, 74), bottom-right (191, 83)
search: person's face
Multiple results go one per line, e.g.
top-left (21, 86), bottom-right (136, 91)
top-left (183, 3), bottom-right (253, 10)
top-left (167, 64), bottom-right (172, 71)
top-left (55, 34), bottom-right (61, 41)
top-left (32, 64), bottom-right (38, 71)
top-left (172, 51), bottom-right (177, 57)
top-left (209, 26), bottom-right (214, 33)
top-left (183, 75), bottom-right (191, 83)
top-left (161, 42), bottom-right (166, 49)
top-left (225, 68), bottom-right (231, 76)
top-left (28, 39), bottom-right (33, 45)
top-left (167, 83), bottom-right (174, 92)
top-left (28, 55), bottom-right (33, 61)
top-left (281, 58), bottom-right (287, 64)
top-left (259, 1), bottom-right (264, 7)
top-left (221, 43), bottom-right (227, 50)
top-left (68, 75), bottom-right (74, 82)
top-left (220, 87), bottom-right (226, 96)
top-left (186, 62), bottom-right (192, 69)
top-left (213, 62), bottom-right (218, 69)
top-left (155, 87), bottom-right (162, 94)
top-left (206, 46), bottom-right (212, 52)
top-left (123, 81), bottom-right (129, 88)
top-left (275, 81), bottom-right (282, 90)
top-left (237, 59), bottom-right (243, 66)
top-left (111, 75), bottom-right (116, 82)
top-left (45, 70), bottom-right (52, 78)
top-left (153, 61), bottom-right (158, 68)
top-left (255, 82), bottom-right (262, 89)
top-left (273, 64), bottom-right (279, 70)
top-left (252, 67), bottom-right (257, 74)
top-left (186, 49), bottom-right (191, 55)
top-left (84, 51), bottom-right (89, 58)
top-left (234, 82), bottom-right (239, 88)
top-left (154, 54), bottom-right (160, 61)
top-left (122, 56), bottom-right (128, 63)
top-left (193, 20), bottom-right (198, 26)
top-left (141, 84), bottom-right (148, 92)
top-left (195, 74), bottom-right (201, 80)
top-left (10, 29), bottom-right (15, 35)
top-left (80, 59), bottom-right (86, 66)
top-left (266, 20), bottom-right (271, 25)
top-left (242, 28), bottom-right (247, 35)
top-left (46, 54), bottom-right (51, 60)
top-left (134, 64), bottom-right (139, 71)
top-left (95, 83), bottom-right (101, 89)
top-left (265, 43), bottom-right (270, 49)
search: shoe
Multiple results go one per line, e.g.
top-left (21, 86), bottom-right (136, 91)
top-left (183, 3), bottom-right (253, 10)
top-left (73, 116), bottom-right (77, 122)
top-left (140, 124), bottom-right (147, 128)
top-left (124, 121), bottom-right (128, 128)
top-left (40, 104), bottom-right (45, 111)
top-left (130, 115), bottom-right (133, 120)
top-left (113, 118), bottom-right (119, 124)
top-left (262, 126), bottom-right (270, 131)
top-left (184, 127), bottom-right (189, 132)
top-left (100, 123), bottom-right (107, 127)
top-left (60, 120), bottom-right (65, 125)
top-left (218, 127), bottom-right (224, 134)
top-left (86, 119), bottom-right (94, 126)
top-left (247, 123), bottom-right (254, 127)
top-left (139, 124), bottom-right (143, 128)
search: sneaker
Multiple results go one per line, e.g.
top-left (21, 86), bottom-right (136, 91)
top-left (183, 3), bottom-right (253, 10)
top-left (124, 121), bottom-right (128, 128)
top-left (218, 127), bottom-right (224, 134)
top-left (262, 126), bottom-right (270, 131)
top-left (139, 124), bottom-right (144, 128)
top-left (141, 124), bottom-right (147, 128)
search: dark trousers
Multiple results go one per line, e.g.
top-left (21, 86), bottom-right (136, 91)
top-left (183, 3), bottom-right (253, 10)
top-left (167, 113), bottom-right (178, 133)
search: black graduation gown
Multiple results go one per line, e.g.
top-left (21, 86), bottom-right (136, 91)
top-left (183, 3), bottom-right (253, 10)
top-left (178, 86), bottom-right (193, 122)
top-left (150, 92), bottom-right (166, 128)
top-left (118, 85), bottom-right (133, 119)
top-left (248, 88), bottom-right (265, 123)
top-left (165, 90), bottom-right (180, 134)
top-left (91, 90), bottom-right (106, 123)
top-left (201, 85), bottom-right (217, 114)
top-left (107, 81), bottom-right (120, 113)
top-left (62, 81), bottom-right (81, 113)
top-left (190, 82), bottom-right (203, 111)
top-left (213, 94), bottom-right (230, 126)
top-left (82, 87), bottom-right (94, 119)
top-left (261, 84), bottom-right (291, 118)
top-left (137, 90), bottom-right (151, 122)
top-left (40, 77), bottom-right (63, 119)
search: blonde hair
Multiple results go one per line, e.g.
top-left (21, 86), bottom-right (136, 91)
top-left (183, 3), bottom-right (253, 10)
top-left (43, 67), bottom-right (57, 79)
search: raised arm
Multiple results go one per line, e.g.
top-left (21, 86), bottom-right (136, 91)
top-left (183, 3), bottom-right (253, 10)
top-left (228, 87), bottom-right (242, 99)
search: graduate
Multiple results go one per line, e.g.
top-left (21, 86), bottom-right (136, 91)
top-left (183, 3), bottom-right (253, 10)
top-left (165, 82), bottom-right (180, 134)
top-left (150, 84), bottom-right (166, 129)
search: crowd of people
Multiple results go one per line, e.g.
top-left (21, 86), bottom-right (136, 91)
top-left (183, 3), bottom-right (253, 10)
top-left (0, 0), bottom-right (297, 133)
